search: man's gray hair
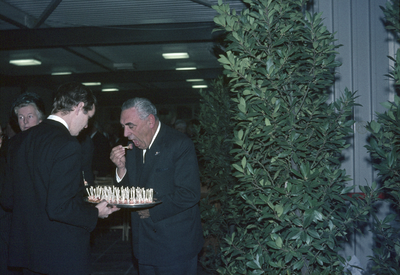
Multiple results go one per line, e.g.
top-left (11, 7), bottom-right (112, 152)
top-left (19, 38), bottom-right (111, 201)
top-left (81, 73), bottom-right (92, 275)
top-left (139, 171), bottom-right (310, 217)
top-left (121, 98), bottom-right (158, 121)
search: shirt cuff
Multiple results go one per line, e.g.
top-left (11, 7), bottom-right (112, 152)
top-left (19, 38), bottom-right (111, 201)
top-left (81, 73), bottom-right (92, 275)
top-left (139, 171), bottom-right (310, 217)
top-left (116, 168), bottom-right (126, 182)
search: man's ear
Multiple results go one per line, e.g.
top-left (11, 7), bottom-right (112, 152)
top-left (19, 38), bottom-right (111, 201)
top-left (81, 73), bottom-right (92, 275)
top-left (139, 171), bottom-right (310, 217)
top-left (75, 102), bottom-right (85, 115)
top-left (147, 114), bottom-right (156, 128)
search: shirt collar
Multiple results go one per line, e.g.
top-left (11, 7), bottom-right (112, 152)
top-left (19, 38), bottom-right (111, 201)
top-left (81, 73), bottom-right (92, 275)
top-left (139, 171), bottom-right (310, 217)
top-left (147, 121), bottom-right (161, 150)
top-left (47, 115), bottom-right (69, 130)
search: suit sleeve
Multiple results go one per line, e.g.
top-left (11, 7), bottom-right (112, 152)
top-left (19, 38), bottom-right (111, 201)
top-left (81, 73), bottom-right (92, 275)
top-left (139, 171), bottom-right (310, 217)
top-left (46, 140), bottom-right (98, 231)
top-left (0, 137), bottom-right (18, 211)
top-left (149, 137), bottom-right (201, 223)
top-left (0, 154), bottom-right (13, 211)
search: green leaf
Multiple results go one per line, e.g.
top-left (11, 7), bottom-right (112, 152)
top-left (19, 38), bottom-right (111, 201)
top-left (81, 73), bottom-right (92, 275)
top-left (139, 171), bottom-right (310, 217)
top-left (237, 129), bottom-right (244, 140)
top-left (370, 120), bottom-right (381, 133)
top-left (314, 210), bottom-right (324, 221)
top-left (293, 259), bottom-right (304, 270)
top-left (246, 260), bottom-right (261, 269)
top-left (285, 252), bottom-right (294, 263)
top-left (308, 229), bottom-right (320, 239)
top-left (259, 194), bottom-right (269, 203)
top-left (340, 185), bottom-right (355, 195)
top-left (394, 94), bottom-right (400, 106)
top-left (241, 156), bottom-right (247, 169)
top-left (275, 236), bottom-right (283, 248)
top-left (275, 204), bottom-right (284, 217)
top-left (266, 241), bottom-right (279, 249)
top-left (300, 162), bottom-right (309, 178)
top-left (292, 218), bottom-right (303, 227)
top-left (238, 97), bottom-right (246, 113)
top-left (218, 54), bottom-right (230, 65)
top-left (232, 163), bottom-right (244, 173)
top-left (380, 101), bottom-right (393, 110)
top-left (303, 210), bottom-right (314, 227)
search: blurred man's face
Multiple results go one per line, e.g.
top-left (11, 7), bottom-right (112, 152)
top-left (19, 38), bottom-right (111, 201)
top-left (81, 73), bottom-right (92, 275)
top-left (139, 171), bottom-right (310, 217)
top-left (120, 107), bottom-right (153, 150)
top-left (17, 104), bottom-right (41, 131)
top-left (70, 104), bottom-right (95, 136)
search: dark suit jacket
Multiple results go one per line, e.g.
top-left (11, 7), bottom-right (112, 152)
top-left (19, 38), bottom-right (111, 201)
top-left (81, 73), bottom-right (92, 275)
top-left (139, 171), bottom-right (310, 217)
top-left (0, 119), bottom-right (98, 275)
top-left (79, 133), bottom-right (95, 186)
top-left (0, 145), bottom-right (11, 275)
top-left (119, 123), bottom-right (204, 266)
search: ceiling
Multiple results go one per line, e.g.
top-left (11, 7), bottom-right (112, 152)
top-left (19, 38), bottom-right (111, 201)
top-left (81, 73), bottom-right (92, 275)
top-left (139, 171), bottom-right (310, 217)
top-left (0, 0), bottom-right (247, 106)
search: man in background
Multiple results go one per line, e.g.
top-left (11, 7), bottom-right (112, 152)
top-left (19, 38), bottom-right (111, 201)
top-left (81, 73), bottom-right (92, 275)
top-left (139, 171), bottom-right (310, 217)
top-left (11, 92), bottom-right (46, 132)
top-left (173, 119), bottom-right (187, 134)
top-left (1, 82), bottom-right (119, 275)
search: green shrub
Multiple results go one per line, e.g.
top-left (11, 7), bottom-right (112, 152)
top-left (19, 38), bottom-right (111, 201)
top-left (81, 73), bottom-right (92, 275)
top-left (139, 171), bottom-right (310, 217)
top-left (364, 2), bottom-right (400, 273)
top-left (210, 0), bottom-right (368, 273)
top-left (196, 76), bottom-right (238, 271)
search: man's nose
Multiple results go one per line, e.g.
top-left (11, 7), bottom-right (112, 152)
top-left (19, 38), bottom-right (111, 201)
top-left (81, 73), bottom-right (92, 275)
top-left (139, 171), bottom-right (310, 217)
top-left (123, 127), bottom-right (129, 137)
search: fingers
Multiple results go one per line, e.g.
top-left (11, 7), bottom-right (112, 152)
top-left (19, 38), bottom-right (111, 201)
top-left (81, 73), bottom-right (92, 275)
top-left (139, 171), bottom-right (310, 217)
top-left (110, 146), bottom-right (126, 167)
top-left (97, 205), bottom-right (120, 219)
top-left (110, 206), bottom-right (120, 213)
top-left (138, 209), bottom-right (150, 219)
top-left (97, 200), bottom-right (108, 207)
top-left (104, 206), bottom-right (120, 218)
top-left (96, 200), bottom-right (117, 219)
top-left (110, 146), bottom-right (122, 160)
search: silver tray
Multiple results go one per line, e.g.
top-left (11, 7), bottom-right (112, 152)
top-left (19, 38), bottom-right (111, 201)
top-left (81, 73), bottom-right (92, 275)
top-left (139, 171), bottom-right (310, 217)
top-left (86, 198), bottom-right (162, 209)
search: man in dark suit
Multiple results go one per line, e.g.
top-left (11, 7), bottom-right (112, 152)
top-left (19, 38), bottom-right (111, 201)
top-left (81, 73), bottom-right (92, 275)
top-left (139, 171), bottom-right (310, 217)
top-left (0, 82), bottom-right (119, 275)
top-left (110, 98), bottom-right (204, 275)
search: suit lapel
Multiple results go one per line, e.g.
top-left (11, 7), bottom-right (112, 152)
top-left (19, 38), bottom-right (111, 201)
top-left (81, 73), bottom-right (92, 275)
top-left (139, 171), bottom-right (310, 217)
top-left (138, 125), bottom-right (166, 187)
top-left (146, 124), bottom-right (165, 165)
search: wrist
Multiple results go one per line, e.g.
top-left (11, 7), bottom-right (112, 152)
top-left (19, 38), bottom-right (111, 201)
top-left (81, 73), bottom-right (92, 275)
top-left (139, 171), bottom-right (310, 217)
top-left (117, 167), bottom-right (126, 180)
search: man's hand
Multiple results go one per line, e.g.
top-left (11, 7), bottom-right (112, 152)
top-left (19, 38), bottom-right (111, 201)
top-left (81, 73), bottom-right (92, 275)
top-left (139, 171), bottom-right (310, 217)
top-left (138, 209), bottom-right (150, 219)
top-left (96, 200), bottom-right (120, 219)
top-left (110, 145), bottom-right (131, 178)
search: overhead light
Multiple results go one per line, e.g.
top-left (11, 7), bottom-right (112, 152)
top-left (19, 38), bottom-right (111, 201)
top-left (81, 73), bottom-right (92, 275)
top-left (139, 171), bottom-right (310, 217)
top-left (162, 52), bottom-right (189, 59)
top-left (10, 59), bottom-right (41, 66)
top-left (176, 67), bottom-right (196, 71)
top-left (186, 79), bottom-right (204, 82)
top-left (113, 63), bottom-right (134, 70)
top-left (82, 82), bottom-right (101, 86)
top-left (102, 88), bottom-right (119, 92)
top-left (51, 72), bottom-right (72, 75)
top-left (192, 85), bottom-right (208, 89)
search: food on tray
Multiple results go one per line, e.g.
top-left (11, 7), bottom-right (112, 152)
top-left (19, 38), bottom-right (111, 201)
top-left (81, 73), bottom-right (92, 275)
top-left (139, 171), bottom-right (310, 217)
top-left (86, 186), bottom-right (153, 205)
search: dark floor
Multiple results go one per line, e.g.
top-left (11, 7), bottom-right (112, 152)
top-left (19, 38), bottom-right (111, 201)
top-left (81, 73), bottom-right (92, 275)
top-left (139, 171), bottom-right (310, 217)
top-left (90, 209), bottom-right (212, 275)
top-left (90, 229), bottom-right (137, 275)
